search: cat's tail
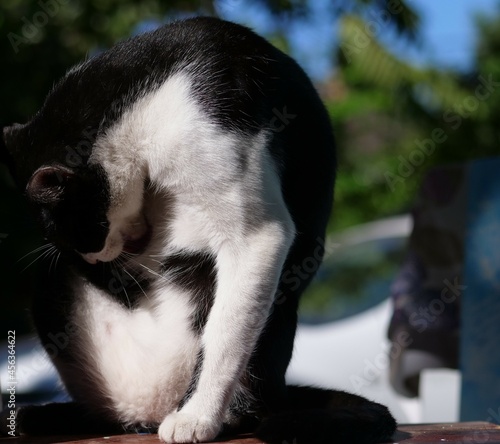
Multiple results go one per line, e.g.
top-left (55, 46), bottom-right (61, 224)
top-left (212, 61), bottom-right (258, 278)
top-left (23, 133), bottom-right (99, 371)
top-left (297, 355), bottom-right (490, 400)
top-left (255, 386), bottom-right (397, 444)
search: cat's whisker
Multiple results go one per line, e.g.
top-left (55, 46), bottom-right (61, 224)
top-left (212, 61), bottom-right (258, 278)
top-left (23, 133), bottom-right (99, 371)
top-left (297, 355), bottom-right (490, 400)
top-left (48, 248), bottom-right (58, 274)
top-left (127, 257), bottom-right (172, 284)
top-left (120, 264), bottom-right (150, 301)
top-left (143, 253), bottom-right (167, 259)
top-left (121, 251), bottom-right (163, 269)
top-left (45, 246), bottom-right (58, 270)
top-left (147, 258), bottom-right (165, 267)
top-left (111, 261), bottom-right (132, 308)
top-left (133, 253), bottom-right (164, 266)
top-left (20, 244), bottom-right (57, 274)
top-left (16, 243), bottom-right (53, 264)
top-left (54, 251), bottom-right (62, 273)
top-left (115, 256), bottom-right (149, 302)
top-left (121, 251), bottom-right (140, 259)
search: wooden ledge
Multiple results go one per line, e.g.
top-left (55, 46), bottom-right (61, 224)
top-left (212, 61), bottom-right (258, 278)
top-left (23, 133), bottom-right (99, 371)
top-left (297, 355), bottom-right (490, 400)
top-left (1, 422), bottom-right (500, 443)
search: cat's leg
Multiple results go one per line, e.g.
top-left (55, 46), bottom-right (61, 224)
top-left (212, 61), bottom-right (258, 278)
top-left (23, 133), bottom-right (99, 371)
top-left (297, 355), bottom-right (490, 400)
top-left (235, 231), bottom-right (327, 424)
top-left (158, 177), bottom-right (295, 442)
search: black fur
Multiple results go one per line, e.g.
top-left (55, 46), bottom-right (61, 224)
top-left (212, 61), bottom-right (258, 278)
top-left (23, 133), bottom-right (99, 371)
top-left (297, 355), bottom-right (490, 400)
top-left (161, 251), bottom-right (217, 334)
top-left (1, 16), bottom-right (396, 444)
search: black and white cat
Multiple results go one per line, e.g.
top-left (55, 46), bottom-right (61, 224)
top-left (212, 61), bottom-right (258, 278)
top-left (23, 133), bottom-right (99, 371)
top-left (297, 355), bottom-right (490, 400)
top-left (1, 17), bottom-right (396, 444)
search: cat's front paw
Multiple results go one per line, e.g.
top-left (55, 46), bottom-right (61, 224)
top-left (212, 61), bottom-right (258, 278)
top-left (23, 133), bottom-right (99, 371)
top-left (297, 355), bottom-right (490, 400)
top-left (158, 411), bottom-right (221, 443)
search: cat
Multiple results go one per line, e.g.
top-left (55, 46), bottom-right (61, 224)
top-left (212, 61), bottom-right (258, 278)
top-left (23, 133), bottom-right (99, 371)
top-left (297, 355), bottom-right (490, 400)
top-left (0, 16), bottom-right (396, 444)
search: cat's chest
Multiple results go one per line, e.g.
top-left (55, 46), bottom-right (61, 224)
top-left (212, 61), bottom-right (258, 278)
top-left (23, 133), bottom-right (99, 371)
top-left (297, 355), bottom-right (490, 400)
top-left (71, 279), bottom-right (200, 424)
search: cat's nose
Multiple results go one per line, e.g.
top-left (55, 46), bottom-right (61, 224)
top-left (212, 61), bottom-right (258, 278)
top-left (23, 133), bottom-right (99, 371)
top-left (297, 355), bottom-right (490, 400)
top-left (82, 253), bottom-right (99, 264)
top-left (79, 237), bottom-right (123, 263)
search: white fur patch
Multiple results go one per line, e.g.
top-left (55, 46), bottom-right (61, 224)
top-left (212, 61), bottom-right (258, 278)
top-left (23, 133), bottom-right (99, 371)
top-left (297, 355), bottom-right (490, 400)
top-left (76, 70), bottom-right (295, 442)
top-left (72, 278), bottom-right (199, 424)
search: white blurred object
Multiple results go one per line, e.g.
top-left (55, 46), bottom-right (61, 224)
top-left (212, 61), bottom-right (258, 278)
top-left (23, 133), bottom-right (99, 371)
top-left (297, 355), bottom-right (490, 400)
top-left (421, 368), bottom-right (461, 423)
top-left (288, 301), bottom-right (462, 424)
top-left (287, 299), bottom-right (422, 424)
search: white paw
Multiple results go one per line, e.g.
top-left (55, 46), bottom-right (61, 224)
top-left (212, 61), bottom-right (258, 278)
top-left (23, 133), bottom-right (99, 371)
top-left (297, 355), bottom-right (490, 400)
top-left (158, 411), bottom-right (222, 443)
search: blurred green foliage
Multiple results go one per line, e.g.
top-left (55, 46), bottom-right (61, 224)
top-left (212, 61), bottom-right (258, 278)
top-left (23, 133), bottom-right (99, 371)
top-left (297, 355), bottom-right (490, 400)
top-left (331, 9), bottom-right (500, 230)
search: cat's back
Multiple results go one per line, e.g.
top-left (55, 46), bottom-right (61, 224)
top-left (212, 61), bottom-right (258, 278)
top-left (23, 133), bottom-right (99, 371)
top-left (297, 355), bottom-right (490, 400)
top-left (40, 17), bottom-right (314, 139)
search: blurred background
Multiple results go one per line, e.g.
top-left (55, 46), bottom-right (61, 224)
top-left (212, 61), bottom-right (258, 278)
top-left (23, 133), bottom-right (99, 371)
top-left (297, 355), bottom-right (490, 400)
top-left (1, 0), bottom-right (500, 428)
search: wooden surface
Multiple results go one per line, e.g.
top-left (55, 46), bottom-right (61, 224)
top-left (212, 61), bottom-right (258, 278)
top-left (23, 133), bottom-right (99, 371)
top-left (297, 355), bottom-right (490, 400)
top-left (1, 422), bottom-right (500, 443)
top-left (394, 422), bottom-right (500, 443)
top-left (0, 434), bottom-right (261, 443)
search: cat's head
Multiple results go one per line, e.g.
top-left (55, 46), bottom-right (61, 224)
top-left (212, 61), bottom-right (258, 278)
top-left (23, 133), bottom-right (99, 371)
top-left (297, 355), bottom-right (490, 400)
top-left (1, 86), bottom-right (150, 265)
top-left (1, 120), bottom-right (114, 258)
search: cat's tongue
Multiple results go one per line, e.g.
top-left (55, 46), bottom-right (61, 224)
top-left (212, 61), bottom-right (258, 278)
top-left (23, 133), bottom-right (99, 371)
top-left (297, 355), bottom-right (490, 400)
top-left (122, 226), bottom-right (152, 255)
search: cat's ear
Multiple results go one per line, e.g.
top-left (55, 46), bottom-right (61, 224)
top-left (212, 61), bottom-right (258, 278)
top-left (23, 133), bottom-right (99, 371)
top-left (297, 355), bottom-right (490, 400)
top-left (26, 165), bottom-right (75, 205)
